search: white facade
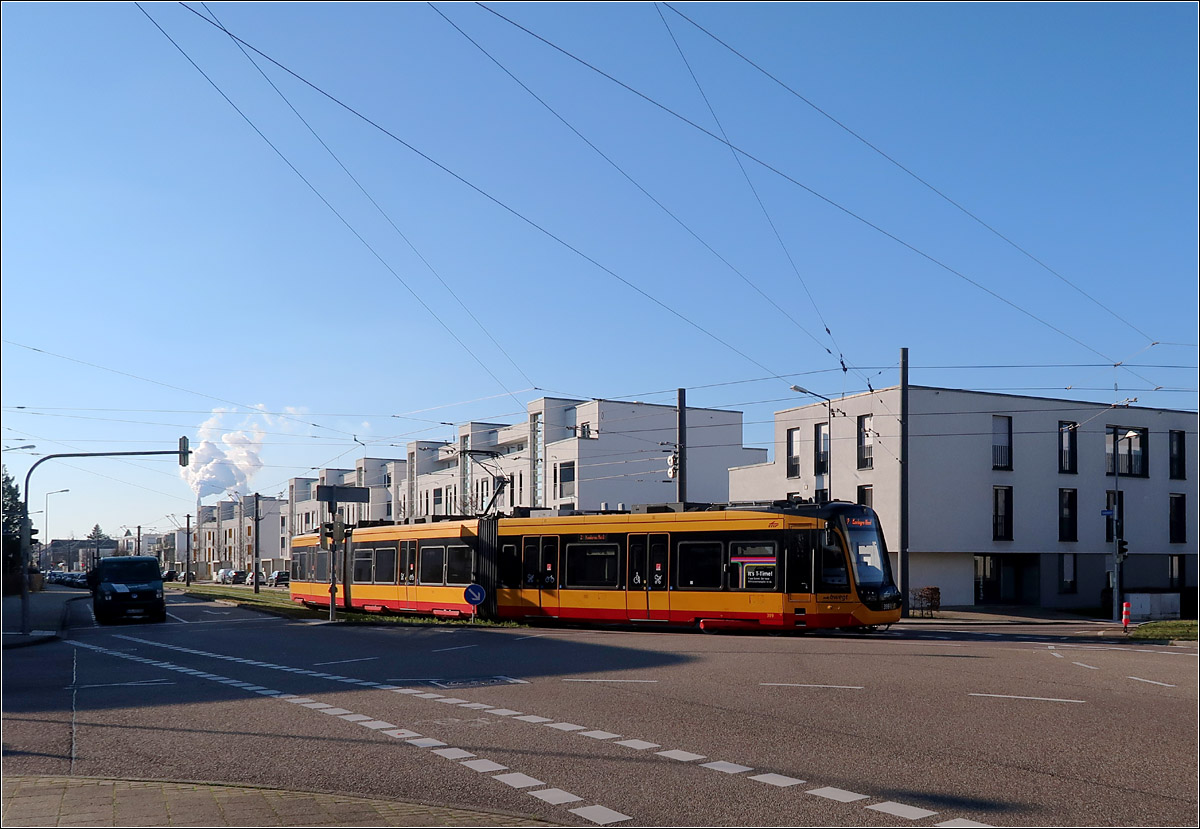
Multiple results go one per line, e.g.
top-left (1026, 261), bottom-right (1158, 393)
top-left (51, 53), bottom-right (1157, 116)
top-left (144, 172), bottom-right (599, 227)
top-left (403, 397), bottom-right (766, 518)
top-left (193, 495), bottom-right (287, 576)
top-left (730, 386), bottom-right (1198, 612)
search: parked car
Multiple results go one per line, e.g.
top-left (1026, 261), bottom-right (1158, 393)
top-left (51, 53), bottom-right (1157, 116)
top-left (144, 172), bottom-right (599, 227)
top-left (162, 570), bottom-right (177, 582)
top-left (245, 571), bottom-right (264, 586)
top-left (267, 570), bottom-right (290, 587)
top-left (228, 570), bottom-right (248, 584)
top-left (215, 568), bottom-right (232, 584)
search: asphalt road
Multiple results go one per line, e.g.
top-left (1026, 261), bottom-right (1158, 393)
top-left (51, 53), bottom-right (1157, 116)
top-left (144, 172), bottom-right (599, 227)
top-left (3, 589), bottom-right (1196, 827)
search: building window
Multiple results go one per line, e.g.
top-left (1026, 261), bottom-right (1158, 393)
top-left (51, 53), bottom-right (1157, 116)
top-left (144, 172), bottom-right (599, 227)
top-left (993, 486), bottom-right (1013, 540)
top-left (992, 416), bottom-right (1012, 470)
top-left (1169, 555), bottom-right (1184, 590)
top-left (1107, 426), bottom-right (1148, 477)
top-left (857, 414), bottom-right (874, 470)
top-left (1058, 489), bottom-right (1077, 542)
top-left (1058, 421), bottom-right (1078, 474)
top-left (1169, 494), bottom-right (1187, 544)
top-left (1058, 553), bottom-right (1077, 594)
top-left (558, 461), bottom-right (576, 499)
top-left (856, 485), bottom-right (872, 508)
top-left (815, 488), bottom-right (830, 505)
top-left (786, 428), bottom-right (801, 478)
top-left (1169, 430), bottom-right (1186, 479)
top-left (814, 423), bottom-right (829, 476)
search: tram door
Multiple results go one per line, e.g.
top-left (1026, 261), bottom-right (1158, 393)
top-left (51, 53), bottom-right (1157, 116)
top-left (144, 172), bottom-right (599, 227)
top-left (522, 536), bottom-right (560, 616)
top-left (627, 533), bottom-right (669, 621)
top-left (399, 540), bottom-right (417, 610)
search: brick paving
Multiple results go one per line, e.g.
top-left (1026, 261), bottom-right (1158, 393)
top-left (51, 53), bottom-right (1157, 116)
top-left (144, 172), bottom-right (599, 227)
top-left (2, 776), bottom-right (555, 827)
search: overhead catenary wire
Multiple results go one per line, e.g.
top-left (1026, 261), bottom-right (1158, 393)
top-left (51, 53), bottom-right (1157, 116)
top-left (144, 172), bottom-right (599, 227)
top-left (660, 1), bottom-right (1162, 348)
top-left (138, 3), bottom-right (531, 415)
top-left (472, 2), bottom-right (1168, 390)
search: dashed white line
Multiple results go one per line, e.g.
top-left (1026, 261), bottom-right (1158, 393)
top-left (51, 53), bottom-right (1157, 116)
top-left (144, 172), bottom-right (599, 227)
top-left (868, 800), bottom-right (939, 819)
top-left (1072, 662), bottom-right (1099, 670)
top-left (761, 683), bottom-right (864, 690)
top-left (969, 693), bottom-right (1085, 704)
top-left (1128, 676), bottom-right (1176, 687)
top-left (807, 786), bottom-right (869, 803)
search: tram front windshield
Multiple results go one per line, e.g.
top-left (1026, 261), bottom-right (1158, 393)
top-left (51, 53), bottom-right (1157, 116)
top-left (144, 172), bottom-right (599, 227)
top-left (843, 518), bottom-right (894, 588)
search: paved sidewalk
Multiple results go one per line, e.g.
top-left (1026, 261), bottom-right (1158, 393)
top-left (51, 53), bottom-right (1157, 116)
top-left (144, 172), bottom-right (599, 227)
top-left (1, 776), bottom-right (553, 827)
top-left (1, 589), bottom-right (85, 649)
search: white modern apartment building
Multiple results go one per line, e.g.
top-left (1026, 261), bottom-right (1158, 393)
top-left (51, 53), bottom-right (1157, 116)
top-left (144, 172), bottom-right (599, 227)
top-left (730, 385), bottom-right (1197, 614)
top-left (403, 396), bottom-right (766, 518)
top-left (192, 495), bottom-right (287, 577)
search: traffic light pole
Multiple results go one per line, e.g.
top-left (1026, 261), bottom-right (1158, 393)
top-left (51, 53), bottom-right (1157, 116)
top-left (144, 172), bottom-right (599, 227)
top-left (19, 440), bottom-right (191, 635)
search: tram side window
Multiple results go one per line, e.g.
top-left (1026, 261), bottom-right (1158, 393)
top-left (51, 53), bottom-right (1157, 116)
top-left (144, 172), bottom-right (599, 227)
top-left (353, 548), bottom-right (374, 583)
top-left (446, 545), bottom-right (473, 586)
top-left (818, 534), bottom-right (850, 591)
top-left (375, 546), bottom-right (397, 584)
top-left (315, 550), bottom-right (330, 583)
top-left (675, 541), bottom-right (724, 589)
top-left (565, 543), bottom-right (619, 588)
top-left (420, 545), bottom-right (445, 585)
top-left (729, 542), bottom-right (777, 591)
top-left (498, 544), bottom-right (520, 588)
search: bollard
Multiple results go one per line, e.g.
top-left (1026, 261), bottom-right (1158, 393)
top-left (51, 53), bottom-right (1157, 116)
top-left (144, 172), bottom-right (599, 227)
top-left (1122, 601), bottom-right (1131, 633)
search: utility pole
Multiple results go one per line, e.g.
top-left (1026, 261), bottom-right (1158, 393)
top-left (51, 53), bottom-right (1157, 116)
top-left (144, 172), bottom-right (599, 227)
top-left (253, 493), bottom-right (261, 595)
top-left (899, 347), bottom-right (910, 618)
top-left (676, 388), bottom-right (687, 504)
top-left (185, 514), bottom-right (192, 586)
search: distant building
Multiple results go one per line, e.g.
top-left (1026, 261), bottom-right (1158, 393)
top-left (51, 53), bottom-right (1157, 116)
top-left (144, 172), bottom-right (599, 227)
top-left (403, 397), bottom-right (765, 518)
top-left (192, 495), bottom-right (287, 577)
top-left (729, 385), bottom-right (1198, 615)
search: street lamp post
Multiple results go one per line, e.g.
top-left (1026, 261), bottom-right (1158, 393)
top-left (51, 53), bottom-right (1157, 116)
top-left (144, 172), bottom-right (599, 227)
top-left (44, 489), bottom-right (69, 570)
top-left (1112, 429), bottom-right (1138, 622)
top-left (791, 385), bottom-right (833, 501)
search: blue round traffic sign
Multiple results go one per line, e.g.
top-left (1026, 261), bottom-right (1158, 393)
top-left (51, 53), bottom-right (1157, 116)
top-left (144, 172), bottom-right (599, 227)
top-left (464, 584), bottom-right (486, 606)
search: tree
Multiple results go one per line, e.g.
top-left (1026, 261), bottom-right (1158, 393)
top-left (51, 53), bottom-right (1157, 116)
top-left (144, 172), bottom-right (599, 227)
top-left (2, 466), bottom-right (22, 538)
top-left (3, 467), bottom-right (24, 595)
top-left (87, 524), bottom-right (111, 542)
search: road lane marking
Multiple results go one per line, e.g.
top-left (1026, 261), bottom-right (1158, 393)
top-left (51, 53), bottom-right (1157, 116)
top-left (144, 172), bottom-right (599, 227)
top-left (1128, 676), bottom-right (1176, 687)
top-left (493, 772), bottom-right (544, 789)
top-left (751, 773), bottom-right (804, 787)
top-left (432, 645), bottom-right (478, 653)
top-left (761, 683), bottom-right (864, 689)
top-left (935, 820), bottom-right (994, 827)
top-left (313, 656), bottom-right (379, 666)
top-left (1072, 662), bottom-right (1099, 670)
top-left (807, 787), bottom-right (869, 802)
top-left (564, 678), bottom-right (659, 683)
top-left (969, 693), bottom-right (1085, 703)
top-left (868, 801), bottom-right (939, 819)
top-left (657, 750), bottom-right (705, 762)
top-left (568, 805), bottom-right (631, 825)
top-left (702, 761), bottom-right (753, 774)
top-left (530, 788), bottom-right (583, 805)
top-left (1050, 652), bottom-right (1064, 659)
top-left (616, 739), bottom-right (659, 750)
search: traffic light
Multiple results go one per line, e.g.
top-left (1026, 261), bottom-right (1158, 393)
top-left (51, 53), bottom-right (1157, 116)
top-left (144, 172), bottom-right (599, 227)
top-left (321, 522), bottom-right (334, 550)
top-left (1117, 538), bottom-right (1129, 560)
top-left (667, 452), bottom-right (679, 478)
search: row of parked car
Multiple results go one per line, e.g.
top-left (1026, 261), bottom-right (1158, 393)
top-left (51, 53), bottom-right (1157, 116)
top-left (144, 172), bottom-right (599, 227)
top-left (45, 570), bottom-right (89, 588)
top-left (215, 568), bottom-right (289, 587)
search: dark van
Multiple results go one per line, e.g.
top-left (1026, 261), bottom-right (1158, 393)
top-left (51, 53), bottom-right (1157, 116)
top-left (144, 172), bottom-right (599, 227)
top-left (88, 556), bottom-right (167, 624)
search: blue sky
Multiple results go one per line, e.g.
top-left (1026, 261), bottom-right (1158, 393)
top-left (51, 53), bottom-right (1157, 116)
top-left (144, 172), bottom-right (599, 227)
top-left (3, 2), bottom-right (1196, 542)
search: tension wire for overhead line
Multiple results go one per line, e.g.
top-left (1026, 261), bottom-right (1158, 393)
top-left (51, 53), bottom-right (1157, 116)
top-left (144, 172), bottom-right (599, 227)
top-left (2, 339), bottom-right (356, 441)
top-left (174, 3), bottom-right (793, 387)
top-left (196, 2), bottom-right (538, 394)
top-left (654, 3), bottom-right (851, 380)
top-left (140, 5), bottom-right (530, 415)
top-left (428, 3), bottom-right (834, 361)
top-left (472, 3), bottom-right (1166, 391)
top-left (660, 2), bottom-right (1161, 348)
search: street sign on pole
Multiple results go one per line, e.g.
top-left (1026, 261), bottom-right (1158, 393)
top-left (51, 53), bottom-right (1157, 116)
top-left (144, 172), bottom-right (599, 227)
top-left (464, 584), bottom-right (486, 624)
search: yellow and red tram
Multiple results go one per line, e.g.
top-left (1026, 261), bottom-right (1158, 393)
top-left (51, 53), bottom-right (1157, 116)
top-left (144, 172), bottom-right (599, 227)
top-left (289, 501), bottom-right (901, 632)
